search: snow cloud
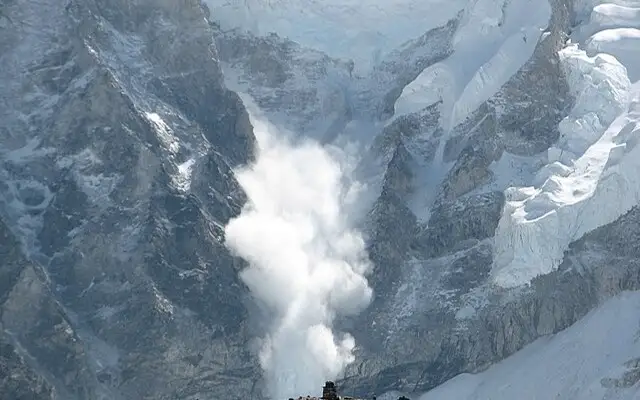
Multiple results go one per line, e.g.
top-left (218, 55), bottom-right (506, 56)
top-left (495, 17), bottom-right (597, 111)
top-left (224, 112), bottom-right (372, 399)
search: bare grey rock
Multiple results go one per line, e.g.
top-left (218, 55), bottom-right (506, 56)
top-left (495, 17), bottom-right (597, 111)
top-left (413, 192), bottom-right (505, 258)
top-left (1, 0), bottom-right (260, 399)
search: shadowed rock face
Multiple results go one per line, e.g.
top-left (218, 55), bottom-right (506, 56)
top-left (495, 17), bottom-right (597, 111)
top-left (0, 219), bottom-right (56, 400)
top-left (1, 0), bottom-right (259, 399)
top-left (2, 0), bottom-right (640, 399)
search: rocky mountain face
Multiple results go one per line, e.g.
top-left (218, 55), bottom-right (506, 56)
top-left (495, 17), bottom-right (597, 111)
top-left (2, 0), bottom-right (640, 399)
top-left (1, 1), bottom-right (259, 399)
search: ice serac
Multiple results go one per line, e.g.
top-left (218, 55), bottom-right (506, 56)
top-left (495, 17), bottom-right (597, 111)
top-left (491, 0), bottom-right (640, 288)
top-left (7, 0), bottom-right (640, 398)
top-left (586, 28), bottom-right (640, 81)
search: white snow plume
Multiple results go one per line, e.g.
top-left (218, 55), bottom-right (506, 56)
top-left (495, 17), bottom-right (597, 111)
top-left (224, 110), bottom-right (373, 399)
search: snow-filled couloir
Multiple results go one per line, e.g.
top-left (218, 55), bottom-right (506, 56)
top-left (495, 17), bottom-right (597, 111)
top-left (492, 0), bottom-right (640, 288)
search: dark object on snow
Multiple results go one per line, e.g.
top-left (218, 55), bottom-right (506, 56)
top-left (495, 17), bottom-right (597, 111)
top-left (398, 397), bottom-right (411, 400)
top-left (289, 381), bottom-right (365, 400)
top-left (322, 381), bottom-right (339, 400)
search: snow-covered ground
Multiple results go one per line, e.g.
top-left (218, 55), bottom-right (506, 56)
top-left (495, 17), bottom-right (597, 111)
top-left (204, 0), bottom-right (466, 72)
top-left (417, 291), bottom-right (640, 400)
top-left (491, 0), bottom-right (640, 288)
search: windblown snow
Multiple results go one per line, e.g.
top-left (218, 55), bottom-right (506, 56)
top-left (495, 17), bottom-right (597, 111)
top-left (418, 291), bottom-right (640, 400)
top-left (224, 97), bottom-right (372, 400)
top-left (492, 0), bottom-right (640, 288)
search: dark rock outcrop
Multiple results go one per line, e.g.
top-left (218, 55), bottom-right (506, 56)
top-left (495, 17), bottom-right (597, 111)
top-left (0, 1), bottom-right (259, 399)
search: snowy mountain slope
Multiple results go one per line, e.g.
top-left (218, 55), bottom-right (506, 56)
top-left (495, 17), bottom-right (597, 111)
top-left (395, 0), bottom-right (552, 128)
top-left (418, 291), bottom-right (640, 400)
top-left (0, 1), bottom-right (260, 399)
top-left (373, 203), bottom-right (640, 399)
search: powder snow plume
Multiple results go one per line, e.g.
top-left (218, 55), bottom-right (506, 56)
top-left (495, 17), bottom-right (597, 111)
top-left (224, 111), bottom-right (373, 399)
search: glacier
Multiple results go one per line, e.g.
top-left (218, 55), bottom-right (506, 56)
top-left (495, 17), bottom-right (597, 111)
top-left (491, 0), bottom-right (640, 288)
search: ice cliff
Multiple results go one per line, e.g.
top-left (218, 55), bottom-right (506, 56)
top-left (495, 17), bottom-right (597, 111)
top-left (492, 0), bottom-right (640, 288)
